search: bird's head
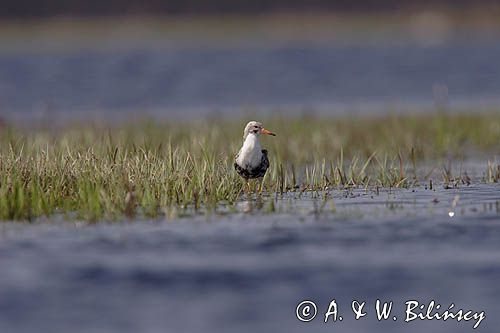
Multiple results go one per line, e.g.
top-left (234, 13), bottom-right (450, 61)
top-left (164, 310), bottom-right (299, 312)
top-left (243, 121), bottom-right (276, 139)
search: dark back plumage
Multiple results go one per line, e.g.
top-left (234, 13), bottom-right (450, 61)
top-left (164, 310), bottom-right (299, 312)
top-left (234, 149), bottom-right (269, 180)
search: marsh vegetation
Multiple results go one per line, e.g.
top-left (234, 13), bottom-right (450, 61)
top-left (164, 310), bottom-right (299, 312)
top-left (1, 112), bottom-right (499, 221)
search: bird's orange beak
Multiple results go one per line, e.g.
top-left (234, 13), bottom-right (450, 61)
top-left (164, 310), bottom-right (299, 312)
top-left (261, 128), bottom-right (276, 136)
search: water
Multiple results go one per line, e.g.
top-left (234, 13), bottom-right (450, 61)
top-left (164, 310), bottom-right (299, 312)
top-left (1, 38), bottom-right (500, 122)
top-left (1, 184), bottom-right (500, 333)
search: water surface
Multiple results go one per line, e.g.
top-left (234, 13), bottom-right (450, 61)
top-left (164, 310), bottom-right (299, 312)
top-left (1, 184), bottom-right (499, 333)
top-left (1, 38), bottom-right (500, 122)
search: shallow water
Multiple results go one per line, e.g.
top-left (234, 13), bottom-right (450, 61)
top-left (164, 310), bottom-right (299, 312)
top-left (2, 38), bottom-right (500, 122)
top-left (1, 184), bottom-right (499, 333)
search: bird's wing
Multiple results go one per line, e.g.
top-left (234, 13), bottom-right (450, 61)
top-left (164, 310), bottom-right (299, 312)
top-left (260, 150), bottom-right (269, 172)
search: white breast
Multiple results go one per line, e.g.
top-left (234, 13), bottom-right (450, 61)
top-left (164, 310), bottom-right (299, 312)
top-left (236, 134), bottom-right (262, 169)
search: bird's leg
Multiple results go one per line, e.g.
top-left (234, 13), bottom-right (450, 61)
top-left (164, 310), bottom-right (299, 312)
top-left (251, 180), bottom-right (256, 196)
top-left (248, 180), bottom-right (256, 199)
top-left (244, 180), bottom-right (251, 197)
top-left (257, 177), bottom-right (264, 195)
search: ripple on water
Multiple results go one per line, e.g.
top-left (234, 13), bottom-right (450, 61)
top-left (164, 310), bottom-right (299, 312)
top-left (0, 184), bottom-right (500, 333)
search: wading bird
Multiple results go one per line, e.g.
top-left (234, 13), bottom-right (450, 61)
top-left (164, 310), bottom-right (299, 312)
top-left (234, 121), bottom-right (276, 193)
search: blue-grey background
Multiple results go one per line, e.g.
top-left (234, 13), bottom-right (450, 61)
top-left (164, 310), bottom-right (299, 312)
top-left (1, 38), bottom-right (500, 122)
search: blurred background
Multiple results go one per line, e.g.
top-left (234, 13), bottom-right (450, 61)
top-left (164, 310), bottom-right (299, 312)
top-left (0, 0), bottom-right (500, 124)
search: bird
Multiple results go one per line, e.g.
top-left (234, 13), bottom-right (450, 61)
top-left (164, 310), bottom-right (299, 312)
top-left (234, 121), bottom-right (276, 193)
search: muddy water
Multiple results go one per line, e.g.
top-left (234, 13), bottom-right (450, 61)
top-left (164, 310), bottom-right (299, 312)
top-left (1, 184), bottom-right (499, 333)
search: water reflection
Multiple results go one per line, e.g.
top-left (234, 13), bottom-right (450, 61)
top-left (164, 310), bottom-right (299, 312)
top-left (231, 185), bottom-right (500, 220)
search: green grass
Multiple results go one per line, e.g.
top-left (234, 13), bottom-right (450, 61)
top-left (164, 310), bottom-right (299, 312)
top-left (1, 112), bottom-right (499, 221)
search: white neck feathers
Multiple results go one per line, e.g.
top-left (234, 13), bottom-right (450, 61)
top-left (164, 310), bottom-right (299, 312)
top-left (236, 133), bottom-right (262, 169)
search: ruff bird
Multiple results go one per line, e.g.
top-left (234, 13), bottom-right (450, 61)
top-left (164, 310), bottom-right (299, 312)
top-left (234, 121), bottom-right (276, 192)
